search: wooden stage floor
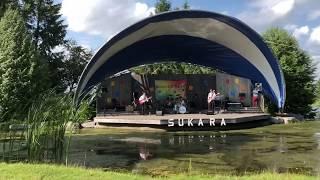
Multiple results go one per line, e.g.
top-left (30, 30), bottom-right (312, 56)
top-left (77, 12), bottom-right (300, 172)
top-left (94, 113), bottom-right (271, 128)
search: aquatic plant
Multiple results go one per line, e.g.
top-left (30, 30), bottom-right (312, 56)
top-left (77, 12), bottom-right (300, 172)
top-left (0, 91), bottom-right (91, 164)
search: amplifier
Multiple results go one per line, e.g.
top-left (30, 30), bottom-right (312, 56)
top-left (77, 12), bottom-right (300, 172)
top-left (156, 111), bottom-right (163, 116)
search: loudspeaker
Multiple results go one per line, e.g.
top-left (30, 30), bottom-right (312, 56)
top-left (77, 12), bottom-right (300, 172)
top-left (156, 111), bottom-right (163, 116)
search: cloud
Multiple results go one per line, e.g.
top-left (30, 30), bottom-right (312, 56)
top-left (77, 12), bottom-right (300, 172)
top-left (271, 0), bottom-right (295, 16)
top-left (284, 24), bottom-right (298, 31)
top-left (309, 26), bottom-right (320, 45)
top-left (237, 0), bottom-right (295, 30)
top-left (308, 10), bottom-right (320, 21)
top-left (61, 0), bottom-right (155, 39)
top-left (221, 11), bottom-right (229, 15)
top-left (292, 26), bottom-right (309, 39)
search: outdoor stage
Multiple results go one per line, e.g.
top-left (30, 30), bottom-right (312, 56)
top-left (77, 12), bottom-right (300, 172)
top-left (93, 113), bottom-right (271, 130)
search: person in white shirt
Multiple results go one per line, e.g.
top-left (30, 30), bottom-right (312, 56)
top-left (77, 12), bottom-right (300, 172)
top-left (139, 92), bottom-right (151, 114)
top-left (252, 87), bottom-right (259, 107)
top-left (208, 89), bottom-right (219, 114)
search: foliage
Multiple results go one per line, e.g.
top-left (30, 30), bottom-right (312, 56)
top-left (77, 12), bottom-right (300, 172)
top-left (0, 163), bottom-right (317, 180)
top-left (62, 41), bottom-right (93, 92)
top-left (314, 80), bottom-right (320, 119)
top-left (1, 0), bottom-right (68, 92)
top-left (155, 0), bottom-right (171, 14)
top-left (0, 9), bottom-right (47, 121)
top-left (21, 0), bottom-right (67, 90)
top-left (263, 28), bottom-right (316, 116)
top-left (183, 1), bottom-right (190, 10)
top-left (26, 91), bottom-right (93, 162)
top-left (0, 0), bottom-right (18, 18)
top-left (130, 62), bottom-right (215, 75)
top-left (314, 80), bottom-right (320, 108)
top-left (21, 0), bottom-right (67, 56)
top-left (0, 91), bottom-right (92, 163)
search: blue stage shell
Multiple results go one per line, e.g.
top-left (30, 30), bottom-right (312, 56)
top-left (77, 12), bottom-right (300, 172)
top-left (75, 10), bottom-right (286, 108)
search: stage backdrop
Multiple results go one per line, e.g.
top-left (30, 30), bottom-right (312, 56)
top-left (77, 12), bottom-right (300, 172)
top-left (216, 72), bottom-right (252, 106)
top-left (155, 80), bottom-right (187, 101)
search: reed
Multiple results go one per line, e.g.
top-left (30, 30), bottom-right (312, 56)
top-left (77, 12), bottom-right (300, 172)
top-left (1, 91), bottom-right (90, 164)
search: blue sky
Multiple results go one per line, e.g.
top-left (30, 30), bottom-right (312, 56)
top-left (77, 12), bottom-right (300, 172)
top-left (58, 0), bottom-right (320, 79)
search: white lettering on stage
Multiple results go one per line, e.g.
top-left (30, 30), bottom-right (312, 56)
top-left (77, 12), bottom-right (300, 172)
top-left (210, 118), bottom-right (215, 126)
top-left (221, 118), bottom-right (226, 126)
top-left (178, 119), bottom-right (184, 126)
top-left (168, 119), bottom-right (174, 127)
top-left (198, 119), bottom-right (204, 126)
top-left (167, 118), bottom-right (227, 127)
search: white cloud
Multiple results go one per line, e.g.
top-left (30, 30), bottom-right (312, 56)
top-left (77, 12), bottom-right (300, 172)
top-left (237, 0), bottom-right (296, 30)
top-left (292, 26), bottom-right (309, 38)
top-left (221, 11), bottom-right (229, 15)
top-left (310, 26), bottom-right (320, 45)
top-left (284, 24), bottom-right (298, 31)
top-left (61, 0), bottom-right (155, 39)
top-left (308, 10), bottom-right (320, 21)
top-left (271, 0), bottom-right (295, 16)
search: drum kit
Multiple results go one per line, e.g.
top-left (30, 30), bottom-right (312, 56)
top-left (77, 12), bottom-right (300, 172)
top-left (178, 105), bottom-right (187, 114)
top-left (174, 101), bottom-right (187, 114)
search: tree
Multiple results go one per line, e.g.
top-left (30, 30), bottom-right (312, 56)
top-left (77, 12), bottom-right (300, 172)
top-left (130, 62), bottom-right (215, 75)
top-left (314, 80), bottom-right (320, 119)
top-left (0, 0), bottom-right (18, 18)
top-left (314, 80), bottom-right (320, 108)
top-left (155, 0), bottom-right (171, 14)
top-left (263, 28), bottom-right (316, 116)
top-left (0, 9), bottom-right (46, 120)
top-left (182, 1), bottom-right (190, 10)
top-left (21, 0), bottom-right (67, 89)
top-left (62, 41), bottom-right (93, 92)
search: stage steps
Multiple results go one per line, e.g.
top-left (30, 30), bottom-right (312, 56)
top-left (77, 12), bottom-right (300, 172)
top-left (97, 111), bottom-right (140, 116)
top-left (225, 107), bottom-right (262, 113)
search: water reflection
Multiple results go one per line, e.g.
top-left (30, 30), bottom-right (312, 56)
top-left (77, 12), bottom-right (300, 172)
top-left (139, 144), bottom-right (152, 160)
top-left (68, 125), bottom-right (320, 176)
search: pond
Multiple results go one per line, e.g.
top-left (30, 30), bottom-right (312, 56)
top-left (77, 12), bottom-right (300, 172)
top-left (67, 121), bottom-right (320, 176)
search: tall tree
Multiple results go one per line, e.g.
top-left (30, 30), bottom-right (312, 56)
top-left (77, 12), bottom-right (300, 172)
top-left (0, 0), bottom-right (18, 18)
top-left (155, 0), bottom-right (171, 14)
top-left (263, 28), bottom-right (316, 116)
top-left (0, 9), bottom-right (46, 120)
top-left (21, 0), bottom-right (67, 89)
top-left (62, 41), bottom-right (93, 92)
top-left (182, 0), bottom-right (190, 10)
top-left (314, 80), bottom-right (320, 108)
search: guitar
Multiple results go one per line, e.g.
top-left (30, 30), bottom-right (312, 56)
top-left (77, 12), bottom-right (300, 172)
top-left (208, 93), bottom-right (220, 103)
top-left (139, 96), bottom-right (152, 105)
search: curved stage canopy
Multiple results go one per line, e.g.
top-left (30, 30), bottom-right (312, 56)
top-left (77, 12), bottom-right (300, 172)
top-left (75, 10), bottom-right (285, 108)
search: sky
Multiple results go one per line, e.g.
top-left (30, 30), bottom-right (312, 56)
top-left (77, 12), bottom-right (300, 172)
top-left (57, 0), bottom-right (320, 79)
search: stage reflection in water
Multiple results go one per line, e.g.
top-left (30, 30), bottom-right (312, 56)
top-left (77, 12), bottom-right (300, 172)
top-left (69, 122), bottom-right (320, 176)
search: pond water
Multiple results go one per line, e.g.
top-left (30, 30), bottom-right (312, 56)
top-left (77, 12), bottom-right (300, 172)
top-left (67, 121), bottom-right (320, 176)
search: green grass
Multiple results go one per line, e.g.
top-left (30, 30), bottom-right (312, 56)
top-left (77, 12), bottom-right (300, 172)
top-left (0, 163), bottom-right (317, 180)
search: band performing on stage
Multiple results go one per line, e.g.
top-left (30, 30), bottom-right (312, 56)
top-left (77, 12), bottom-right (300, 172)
top-left (134, 89), bottom-right (225, 115)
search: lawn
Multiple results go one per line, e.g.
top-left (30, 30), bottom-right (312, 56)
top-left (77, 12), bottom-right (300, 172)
top-left (0, 163), bottom-right (317, 180)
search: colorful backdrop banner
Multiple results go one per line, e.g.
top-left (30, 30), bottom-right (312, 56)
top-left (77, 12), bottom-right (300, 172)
top-left (155, 80), bottom-right (187, 101)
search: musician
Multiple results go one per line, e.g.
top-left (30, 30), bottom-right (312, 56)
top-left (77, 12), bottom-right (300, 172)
top-left (139, 92), bottom-right (151, 115)
top-left (207, 89), bottom-right (219, 114)
top-left (132, 92), bottom-right (139, 109)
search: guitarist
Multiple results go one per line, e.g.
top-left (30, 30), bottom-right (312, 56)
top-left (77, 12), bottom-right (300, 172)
top-left (208, 89), bottom-right (219, 114)
top-left (139, 92), bottom-right (152, 115)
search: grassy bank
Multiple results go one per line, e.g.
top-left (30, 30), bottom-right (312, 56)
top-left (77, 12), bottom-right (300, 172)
top-left (0, 163), bottom-right (317, 180)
